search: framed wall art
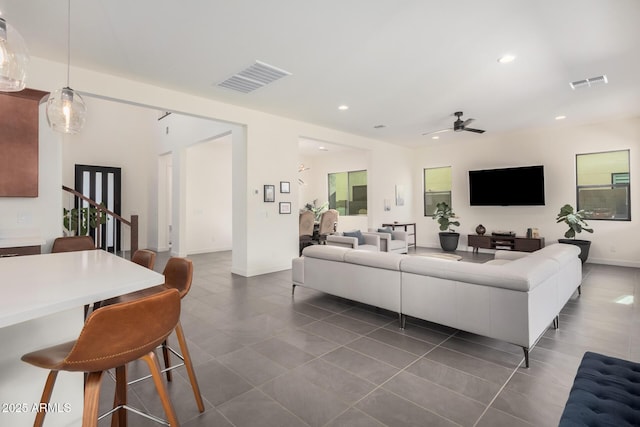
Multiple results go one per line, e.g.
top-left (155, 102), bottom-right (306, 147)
top-left (264, 185), bottom-right (275, 202)
top-left (279, 202), bottom-right (291, 214)
top-left (280, 181), bottom-right (290, 193)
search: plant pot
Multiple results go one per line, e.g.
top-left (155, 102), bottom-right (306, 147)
top-left (558, 238), bottom-right (591, 264)
top-left (439, 232), bottom-right (460, 252)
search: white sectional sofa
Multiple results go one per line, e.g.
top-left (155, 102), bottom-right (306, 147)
top-left (292, 243), bottom-right (582, 367)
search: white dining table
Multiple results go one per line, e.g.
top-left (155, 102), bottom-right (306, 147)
top-left (0, 250), bottom-right (165, 427)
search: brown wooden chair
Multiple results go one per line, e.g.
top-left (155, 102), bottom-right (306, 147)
top-left (21, 289), bottom-right (181, 427)
top-left (51, 235), bottom-right (96, 253)
top-left (101, 257), bottom-right (204, 413)
top-left (131, 249), bottom-right (156, 270)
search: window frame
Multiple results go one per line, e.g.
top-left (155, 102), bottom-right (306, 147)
top-left (423, 166), bottom-right (452, 217)
top-left (328, 169), bottom-right (368, 216)
top-left (575, 149), bottom-right (631, 221)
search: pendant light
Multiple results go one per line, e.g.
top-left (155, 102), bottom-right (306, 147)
top-left (0, 15), bottom-right (29, 92)
top-left (46, 0), bottom-right (86, 134)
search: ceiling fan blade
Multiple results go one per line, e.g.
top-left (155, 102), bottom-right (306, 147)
top-left (462, 118), bottom-right (475, 127)
top-left (464, 128), bottom-right (485, 134)
top-left (422, 128), bottom-right (452, 136)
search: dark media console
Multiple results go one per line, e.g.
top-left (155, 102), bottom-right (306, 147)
top-left (468, 234), bottom-right (545, 253)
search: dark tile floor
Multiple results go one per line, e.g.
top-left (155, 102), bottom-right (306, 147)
top-left (98, 247), bottom-right (640, 426)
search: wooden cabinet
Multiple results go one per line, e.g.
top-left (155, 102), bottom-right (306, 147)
top-left (0, 245), bottom-right (41, 257)
top-left (467, 234), bottom-right (544, 253)
top-left (0, 88), bottom-right (48, 197)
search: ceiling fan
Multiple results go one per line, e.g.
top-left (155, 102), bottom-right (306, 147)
top-left (423, 111), bottom-right (486, 136)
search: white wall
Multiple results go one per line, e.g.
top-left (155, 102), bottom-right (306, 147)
top-left (412, 116), bottom-right (640, 267)
top-left (185, 135), bottom-right (233, 254)
top-left (22, 56), bottom-right (637, 273)
top-left (60, 97), bottom-right (157, 251)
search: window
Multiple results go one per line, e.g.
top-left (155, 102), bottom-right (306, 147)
top-left (424, 166), bottom-right (452, 216)
top-left (328, 170), bottom-right (367, 216)
top-left (576, 150), bottom-right (630, 220)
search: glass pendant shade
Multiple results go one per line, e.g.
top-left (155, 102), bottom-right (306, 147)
top-left (46, 87), bottom-right (87, 134)
top-left (0, 17), bottom-right (29, 92)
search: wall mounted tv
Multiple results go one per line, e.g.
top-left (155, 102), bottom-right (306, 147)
top-left (469, 165), bottom-right (545, 206)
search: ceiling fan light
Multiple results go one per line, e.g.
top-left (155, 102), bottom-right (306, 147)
top-left (0, 17), bottom-right (29, 92)
top-left (46, 87), bottom-right (87, 134)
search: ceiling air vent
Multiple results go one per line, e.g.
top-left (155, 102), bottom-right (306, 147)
top-left (217, 61), bottom-right (292, 93)
top-left (570, 74), bottom-right (608, 90)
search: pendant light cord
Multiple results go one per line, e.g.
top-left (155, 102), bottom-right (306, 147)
top-left (66, 0), bottom-right (71, 87)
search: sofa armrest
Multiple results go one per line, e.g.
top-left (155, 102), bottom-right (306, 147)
top-left (326, 235), bottom-right (357, 249)
top-left (362, 233), bottom-right (381, 250)
top-left (364, 231), bottom-right (388, 251)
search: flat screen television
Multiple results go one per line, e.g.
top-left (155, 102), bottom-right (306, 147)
top-left (469, 165), bottom-right (545, 206)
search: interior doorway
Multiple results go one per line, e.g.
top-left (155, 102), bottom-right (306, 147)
top-left (74, 164), bottom-right (122, 252)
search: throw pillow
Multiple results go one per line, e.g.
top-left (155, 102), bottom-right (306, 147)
top-left (343, 230), bottom-right (365, 245)
top-left (377, 227), bottom-right (395, 240)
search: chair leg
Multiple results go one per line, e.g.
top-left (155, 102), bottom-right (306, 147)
top-left (162, 339), bottom-right (173, 382)
top-left (111, 365), bottom-right (127, 427)
top-left (141, 351), bottom-right (180, 427)
top-left (82, 371), bottom-right (104, 427)
top-left (175, 321), bottom-right (205, 412)
top-left (34, 370), bottom-right (58, 427)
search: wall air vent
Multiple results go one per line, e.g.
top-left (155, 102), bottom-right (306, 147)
top-left (570, 74), bottom-right (608, 90)
top-left (217, 61), bottom-right (292, 93)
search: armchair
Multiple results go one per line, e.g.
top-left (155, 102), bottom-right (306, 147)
top-left (365, 228), bottom-right (409, 254)
top-left (326, 231), bottom-right (380, 251)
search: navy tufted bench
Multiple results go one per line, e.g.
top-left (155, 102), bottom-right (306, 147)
top-left (559, 351), bottom-right (640, 426)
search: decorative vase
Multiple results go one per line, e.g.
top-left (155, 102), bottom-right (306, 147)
top-left (475, 224), bottom-right (486, 235)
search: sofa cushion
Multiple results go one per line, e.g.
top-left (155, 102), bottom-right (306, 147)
top-left (343, 230), bottom-right (365, 245)
top-left (302, 244), bottom-right (350, 261)
top-left (344, 250), bottom-right (404, 271)
top-left (559, 351), bottom-right (640, 427)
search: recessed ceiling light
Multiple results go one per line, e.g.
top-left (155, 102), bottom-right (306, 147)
top-left (498, 54), bottom-right (516, 64)
top-left (338, 105), bottom-right (349, 111)
top-left (318, 146), bottom-right (328, 151)
top-left (555, 115), bottom-right (566, 120)
top-left (432, 136), bottom-right (440, 140)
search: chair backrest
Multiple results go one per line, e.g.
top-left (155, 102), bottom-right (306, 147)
top-left (63, 288), bottom-right (180, 372)
top-left (318, 209), bottom-right (339, 235)
top-left (163, 257), bottom-right (193, 299)
top-left (51, 236), bottom-right (96, 253)
top-left (132, 249), bottom-right (156, 270)
top-left (299, 210), bottom-right (315, 237)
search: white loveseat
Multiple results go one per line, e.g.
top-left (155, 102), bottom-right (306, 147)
top-left (326, 231), bottom-right (380, 251)
top-left (292, 243), bottom-right (582, 367)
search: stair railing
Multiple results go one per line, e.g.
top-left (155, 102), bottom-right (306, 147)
top-left (62, 185), bottom-right (138, 255)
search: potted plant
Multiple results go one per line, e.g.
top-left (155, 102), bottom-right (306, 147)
top-left (433, 201), bottom-right (460, 252)
top-left (556, 204), bottom-right (593, 264)
top-left (302, 199), bottom-right (329, 222)
top-left (63, 204), bottom-right (108, 236)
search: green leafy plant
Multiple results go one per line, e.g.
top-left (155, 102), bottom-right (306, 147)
top-left (303, 199), bottom-right (328, 222)
top-left (556, 204), bottom-right (594, 239)
top-left (63, 204), bottom-right (108, 236)
top-left (433, 201), bottom-right (460, 232)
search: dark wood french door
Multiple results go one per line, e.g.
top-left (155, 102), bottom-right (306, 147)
top-left (74, 165), bottom-right (122, 252)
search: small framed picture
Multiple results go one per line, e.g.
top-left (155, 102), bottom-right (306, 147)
top-left (264, 185), bottom-right (275, 202)
top-left (279, 202), bottom-right (291, 214)
top-left (280, 181), bottom-right (290, 193)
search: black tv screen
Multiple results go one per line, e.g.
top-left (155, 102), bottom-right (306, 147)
top-left (469, 165), bottom-right (545, 206)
